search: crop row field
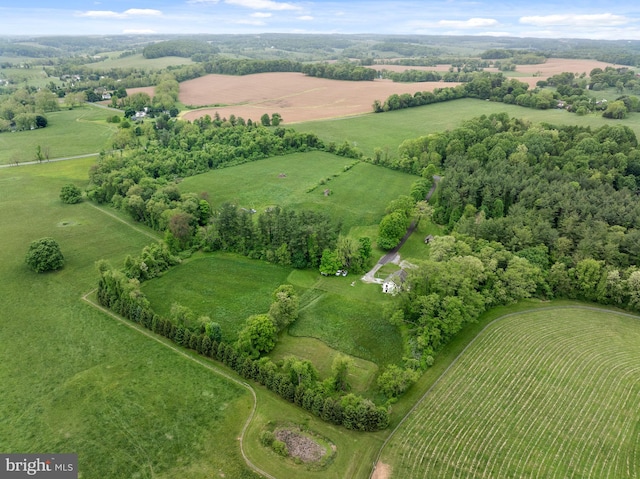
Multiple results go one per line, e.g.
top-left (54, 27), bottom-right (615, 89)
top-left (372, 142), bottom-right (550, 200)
top-left (380, 308), bottom-right (640, 479)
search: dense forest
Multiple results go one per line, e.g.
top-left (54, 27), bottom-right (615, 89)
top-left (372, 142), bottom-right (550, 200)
top-left (381, 113), bottom-right (640, 380)
top-left (142, 39), bottom-right (219, 59)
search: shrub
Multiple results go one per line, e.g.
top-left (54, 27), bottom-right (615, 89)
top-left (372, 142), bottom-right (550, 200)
top-left (60, 184), bottom-right (83, 204)
top-left (259, 430), bottom-right (275, 447)
top-left (272, 439), bottom-right (288, 457)
top-left (25, 237), bottom-right (64, 273)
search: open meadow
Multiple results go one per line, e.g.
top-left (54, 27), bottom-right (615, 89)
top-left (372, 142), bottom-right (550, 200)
top-left (294, 98), bottom-right (640, 160)
top-left (0, 104), bottom-right (119, 165)
top-left (91, 53), bottom-right (194, 71)
top-left (0, 159), bottom-right (257, 478)
top-left (177, 151), bottom-right (417, 233)
top-left (378, 307), bottom-right (640, 479)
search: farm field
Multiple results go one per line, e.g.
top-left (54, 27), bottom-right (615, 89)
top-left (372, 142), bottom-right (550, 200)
top-left (0, 104), bottom-right (119, 165)
top-left (0, 158), bottom-right (257, 478)
top-left (374, 58), bottom-right (617, 88)
top-left (141, 253), bottom-right (292, 341)
top-left (177, 151), bottom-right (418, 233)
top-left (178, 72), bottom-right (460, 123)
top-left (92, 53), bottom-right (194, 70)
top-left (294, 98), bottom-right (640, 159)
top-left (175, 58), bottom-right (619, 125)
top-left (379, 307), bottom-right (640, 479)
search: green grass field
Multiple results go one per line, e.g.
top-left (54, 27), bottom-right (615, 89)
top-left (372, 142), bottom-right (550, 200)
top-left (0, 159), bottom-right (257, 478)
top-left (178, 152), bottom-right (418, 233)
top-left (5, 87), bottom-right (640, 479)
top-left (0, 67), bottom-right (58, 88)
top-left (0, 104), bottom-right (119, 165)
top-left (91, 53), bottom-right (194, 71)
top-left (141, 253), bottom-right (292, 341)
top-left (379, 307), bottom-right (640, 479)
top-left (294, 98), bottom-right (640, 160)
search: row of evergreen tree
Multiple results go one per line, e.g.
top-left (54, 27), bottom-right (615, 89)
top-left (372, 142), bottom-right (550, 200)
top-left (96, 248), bottom-right (389, 432)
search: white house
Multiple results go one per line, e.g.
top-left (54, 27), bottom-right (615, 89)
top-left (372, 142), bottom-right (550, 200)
top-left (382, 270), bottom-right (408, 294)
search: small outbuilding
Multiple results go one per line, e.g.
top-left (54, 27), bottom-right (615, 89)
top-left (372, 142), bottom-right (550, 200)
top-left (424, 234), bottom-right (434, 244)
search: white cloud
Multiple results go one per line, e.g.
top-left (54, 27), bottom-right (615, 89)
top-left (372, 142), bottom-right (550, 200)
top-left (123, 9), bottom-right (162, 17)
top-left (438, 17), bottom-right (498, 28)
top-left (186, 0), bottom-right (220, 4)
top-left (77, 10), bottom-right (120, 18)
top-left (77, 8), bottom-right (162, 18)
top-left (225, 0), bottom-right (302, 11)
top-left (520, 13), bottom-right (629, 27)
top-left (297, 15), bottom-right (313, 21)
top-left (251, 12), bottom-right (272, 18)
top-left (235, 19), bottom-right (267, 25)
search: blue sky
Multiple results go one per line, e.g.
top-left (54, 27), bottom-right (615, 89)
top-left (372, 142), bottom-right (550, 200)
top-left (2, 0), bottom-right (640, 39)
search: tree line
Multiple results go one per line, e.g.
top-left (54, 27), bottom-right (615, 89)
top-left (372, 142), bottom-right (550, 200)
top-left (96, 246), bottom-right (389, 432)
top-left (373, 69), bottom-right (640, 119)
top-left (301, 62), bottom-right (377, 81)
top-left (87, 117), bottom-right (361, 255)
top-left (142, 39), bottom-right (220, 59)
top-left (0, 86), bottom-right (54, 132)
top-left (372, 72), bottom-right (530, 112)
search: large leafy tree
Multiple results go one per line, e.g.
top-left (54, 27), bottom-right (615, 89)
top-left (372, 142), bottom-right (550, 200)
top-left (25, 237), bottom-right (64, 273)
top-left (377, 211), bottom-right (408, 250)
top-left (236, 314), bottom-right (278, 359)
top-left (268, 284), bottom-right (299, 331)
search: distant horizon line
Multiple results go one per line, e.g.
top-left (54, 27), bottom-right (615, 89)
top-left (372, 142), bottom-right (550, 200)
top-left (1, 32), bottom-right (640, 42)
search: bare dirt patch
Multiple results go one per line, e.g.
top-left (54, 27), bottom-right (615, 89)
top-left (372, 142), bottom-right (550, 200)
top-left (372, 461), bottom-right (391, 479)
top-left (179, 72), bottom-right (459, 123)
top-left (126, 86), bottom-right (156, 98)
top-left (275, 428), bottom-right (327, 463)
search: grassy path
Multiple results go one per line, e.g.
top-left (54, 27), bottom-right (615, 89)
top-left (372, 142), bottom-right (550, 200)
top-left (86, 202), bottom-right (162, 242)
top-left (82, 290), bottom-right (277, 479)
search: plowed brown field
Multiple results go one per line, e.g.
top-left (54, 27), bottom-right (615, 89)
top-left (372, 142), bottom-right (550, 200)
top-left (127, 58), bottom-right (617, 124)
top-left (178, 72), bottom-right (459, 123)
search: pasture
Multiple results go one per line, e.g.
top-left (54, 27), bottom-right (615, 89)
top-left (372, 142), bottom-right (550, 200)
top-left (0, 158), bottom-right (256, 478)
top-left (141, 252), bottom-right (292, 341)
top-left (294, 98), bottom-right (640, 160)
top-left (0, 104), bottom-right (119, 165)
top-left (177, 151), bottom-right (418, 233)
top-left (91, 53), bottom-right (194, 71)
top-left (379, 307), bottom-right (640, 479)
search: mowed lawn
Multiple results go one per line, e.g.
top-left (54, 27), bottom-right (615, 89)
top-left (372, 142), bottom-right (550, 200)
top-left (0, 159), bottom-right (257, 478)
top-left (380, 307), bottom-right (640, 479)
top-left (0, 104), bottom-right (119, 165)
top-left (178, 151), bottom-right (418, 232)
top-left (294, 98), bottom-right (640, 159)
